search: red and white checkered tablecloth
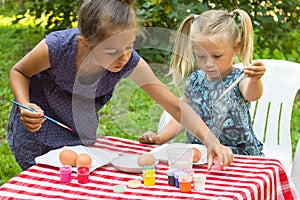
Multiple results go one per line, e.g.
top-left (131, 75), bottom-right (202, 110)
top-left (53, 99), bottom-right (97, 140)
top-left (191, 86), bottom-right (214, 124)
top-left (0, 136), bottom-right (298, 200)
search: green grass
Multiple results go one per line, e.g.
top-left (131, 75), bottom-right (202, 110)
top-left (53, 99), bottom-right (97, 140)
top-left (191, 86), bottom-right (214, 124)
top-left (0, 12), bottom-right (299, 186)
top-left (0, 15), bottom-right (46, 184)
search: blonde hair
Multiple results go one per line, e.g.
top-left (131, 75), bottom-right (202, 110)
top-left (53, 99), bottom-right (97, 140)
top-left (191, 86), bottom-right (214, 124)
top-left (171, 9), bottom-right (253, 85)
top-left (78, 0), bottom-right (137, 47)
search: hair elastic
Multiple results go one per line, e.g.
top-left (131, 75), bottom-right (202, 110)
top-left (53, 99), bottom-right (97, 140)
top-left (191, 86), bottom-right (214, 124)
top-left (120, 0), bottom-right (133, 6)
top-left (228, 11), bottom-right (236, 18)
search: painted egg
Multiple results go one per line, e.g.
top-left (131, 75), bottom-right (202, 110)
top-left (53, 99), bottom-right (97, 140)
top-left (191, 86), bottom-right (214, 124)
top-left (192, 147), bottom-right (201, 163)
top-left (76, 153), bottom-right (92, 168)
top-left (137, 153), bottom-right (155, 167)
top-left (59, 149), bottom-right (78, 166)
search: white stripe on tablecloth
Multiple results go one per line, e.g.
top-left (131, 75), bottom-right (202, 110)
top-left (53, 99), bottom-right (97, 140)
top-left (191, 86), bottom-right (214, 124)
top-left (0, 191), bottom-right (56, 200)
top-left (205, 169), bottom-right (272, 199)
top-left (95, 137), bottom-right (154, 153)
top-left (28, 168), bottom-right (242, 199)
top-left (28, 157), bottom-right (273, 200)
top-left (2, 165), bottom-right (246, 200)
top-left (224, 165), bottom-right (278, 200)
top-left (1, 137), bottom-right (294, 200)
top-left (0, 178), bottom-right (238, 200)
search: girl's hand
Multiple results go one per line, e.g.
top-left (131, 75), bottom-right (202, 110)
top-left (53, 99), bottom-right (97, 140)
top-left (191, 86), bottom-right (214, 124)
top-left (19, 103), bottom-right (45, 132)
top-left (139, 131), bottom-right (160, 144)
top-left (244, 60), bottom-right (266, 80)
top-left (207, 142), bottom-right (233, 170)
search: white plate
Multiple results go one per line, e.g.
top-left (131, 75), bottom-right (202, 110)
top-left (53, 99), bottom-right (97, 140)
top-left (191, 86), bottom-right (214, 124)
top-left (35, 145), bottom-right (119, 172)
top-left (111, 155), bottom-right (158, 173)
top-left (150, 143), bottom-right (207, 165)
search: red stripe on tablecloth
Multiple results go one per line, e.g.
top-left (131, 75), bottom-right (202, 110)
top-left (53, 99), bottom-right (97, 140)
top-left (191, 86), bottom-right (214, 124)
top-left (1, 179), bottom-right (240, 200)
top-left (27, 164), bottom-right (244, 199)
top-left (216, 153), bottom-right (298, 199)
top-left (97, 166), bottom-right (254, 199)
top-left (208, 176), bottom-right (259, 199)
top-left (231, 160), bottom-right (284, 199)
top-left (278, 165), bottom-right (295, 199)
top-left (97, 138), bottom-right (294, 200)
top-left (1, 137), bottom-right (297, 200)
top-left (234, 154), bottom-right (282, 162)
top-left (230, 165), bottom-right (278, 199)
top-left (13, 164), bottom-right (241, 199)
top-left (0, 187), bottom-right (80, 200)
top-left (93, 139), bottom-right (154, 155)
top-left (96, 136), bottom-right (155, 152)
top-left (192, 163), bottom-right (274, 200)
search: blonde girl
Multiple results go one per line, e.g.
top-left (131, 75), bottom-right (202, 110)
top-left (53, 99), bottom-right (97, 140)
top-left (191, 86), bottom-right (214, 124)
top-left (140, 9), bottom-right (266, 156)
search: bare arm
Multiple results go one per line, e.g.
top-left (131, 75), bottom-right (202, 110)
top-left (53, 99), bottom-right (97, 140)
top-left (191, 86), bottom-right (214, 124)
top-left (140, 97), bottom-right (189, 145)
top-left (129, 58), bottom-right (233, 169)
top-left (139, 118), bottom-right (184, 145)
top-left (239, 60), bottom-right (266, 101)
top-left (10, 39), bottom-right (50, 131)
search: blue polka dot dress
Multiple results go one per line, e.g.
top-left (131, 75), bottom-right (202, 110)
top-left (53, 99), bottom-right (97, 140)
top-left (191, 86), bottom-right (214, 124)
top-left (8, 28), bottom-right (140, 170)
top-left (184, 68), bottom-right (264, 156)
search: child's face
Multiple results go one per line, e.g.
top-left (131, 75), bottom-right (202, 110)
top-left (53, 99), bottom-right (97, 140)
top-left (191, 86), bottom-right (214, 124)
top-left (193, 33), bottom-right (239, 80)
top-left (80, 29), bottom-right (136, 75)
top-left (99, 30), bottom-right (136, 73)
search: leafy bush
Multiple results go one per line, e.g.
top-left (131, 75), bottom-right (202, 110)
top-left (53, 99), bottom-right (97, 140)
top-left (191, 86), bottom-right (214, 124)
top-left (11, 0), bottom-right (300, 63)
top-left (135, 0), bottom-right (300, 63)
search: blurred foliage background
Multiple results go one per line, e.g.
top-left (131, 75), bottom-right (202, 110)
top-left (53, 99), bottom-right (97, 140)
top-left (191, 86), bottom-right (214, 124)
top-left (11, 0), bottom-right (300, 63)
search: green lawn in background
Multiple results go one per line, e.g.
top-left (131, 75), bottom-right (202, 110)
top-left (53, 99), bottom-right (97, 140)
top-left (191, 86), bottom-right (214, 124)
top-left (0, 16), bottom-right (299, 186)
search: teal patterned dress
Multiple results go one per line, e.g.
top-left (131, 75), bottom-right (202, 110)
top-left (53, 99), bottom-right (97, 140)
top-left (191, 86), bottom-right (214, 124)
top-left (184, 68), bottom-right (264, 156)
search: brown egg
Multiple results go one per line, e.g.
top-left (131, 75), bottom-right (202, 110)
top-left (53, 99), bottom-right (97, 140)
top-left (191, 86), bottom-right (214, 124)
top-left (192, 147), bottom-right (201, 163)
top-left (76, 153), bottom-right (92, 168)
top-left (137, 153), bottom-right (155, 167)
top-left (59, 149), bottom-right (78, 166)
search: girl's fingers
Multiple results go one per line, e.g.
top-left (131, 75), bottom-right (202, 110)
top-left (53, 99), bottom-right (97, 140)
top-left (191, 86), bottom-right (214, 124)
top-left (221, 150), bottom-right (233, 170)
top-left (207, 145), bottom-right (233, 171)
top-left (139, 131), bottom-right (156, 144)
top-left (25, 124), bottom-right (43, 132)
top-left (207, 153), bottom-right (214, 170)
top-left (244, 70), bottom-right (265, 79)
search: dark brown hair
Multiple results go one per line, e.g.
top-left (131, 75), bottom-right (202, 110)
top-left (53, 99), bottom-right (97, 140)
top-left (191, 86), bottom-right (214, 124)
top-left (78, 0), bottom-right (137, 46)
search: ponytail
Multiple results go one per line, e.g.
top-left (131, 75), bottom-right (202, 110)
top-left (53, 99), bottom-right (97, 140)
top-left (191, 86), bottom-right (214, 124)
top-left (170, 14), bottom-right (198, 88)
top-left (230, 9), bottom-right (253, 66)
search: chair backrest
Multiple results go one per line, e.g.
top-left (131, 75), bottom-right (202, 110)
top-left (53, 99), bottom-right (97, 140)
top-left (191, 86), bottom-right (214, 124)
top-left (236, 59), bottom-right (300, 174)
top-left (291, 139), bottom-right (300, 194)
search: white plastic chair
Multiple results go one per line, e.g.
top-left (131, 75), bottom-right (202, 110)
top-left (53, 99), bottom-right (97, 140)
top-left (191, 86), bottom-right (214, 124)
top-left (158, 59), bottom-right (300, 175)
top-left (291, 139), bottom-right (300, 194)
top-left (246, 59), bottom-right (300, 175)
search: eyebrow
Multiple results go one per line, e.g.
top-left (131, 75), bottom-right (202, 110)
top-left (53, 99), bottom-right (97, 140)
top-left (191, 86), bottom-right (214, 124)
top-left (103, 42), bottom-right (134, 51)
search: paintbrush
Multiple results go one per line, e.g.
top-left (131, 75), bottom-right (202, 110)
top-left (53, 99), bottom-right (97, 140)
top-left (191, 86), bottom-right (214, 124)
top-left (215, 73), bottom-right (245, 102)
top-left (11, 100), bottom-right (73, 132)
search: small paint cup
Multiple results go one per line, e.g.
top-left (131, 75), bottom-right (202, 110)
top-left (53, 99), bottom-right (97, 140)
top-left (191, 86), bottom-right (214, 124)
top-left (77, 166), bottom-right (89, 184)
top-left (193, 174), bottom-right (206, 191)
top-left (174, 170), bottom-right (187, 188)
top-left (60, 165), bottom-right (72, 183)
top-left (178, 174), bottom-right (192, 192)
top-left (167, 168), bottom-right (179, 186)
top-left (143, 168), bottom-right (155, 186)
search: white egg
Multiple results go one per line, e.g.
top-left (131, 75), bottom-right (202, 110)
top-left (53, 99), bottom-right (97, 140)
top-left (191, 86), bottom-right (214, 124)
top-left (137, 153), bottom-right (155, 167)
